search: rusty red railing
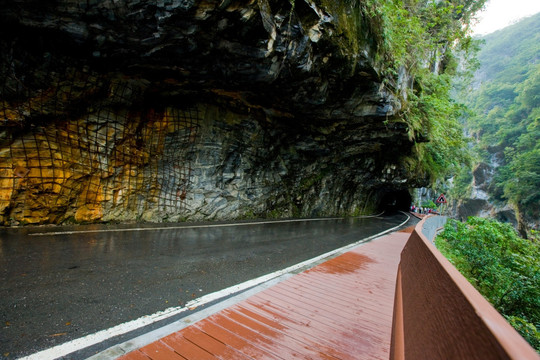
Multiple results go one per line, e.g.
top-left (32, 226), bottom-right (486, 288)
top-left (390, 215), bottom-right (539, 359)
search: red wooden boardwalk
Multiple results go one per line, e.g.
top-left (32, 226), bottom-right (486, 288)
top-left (119, 229), bottom-right (411, 360)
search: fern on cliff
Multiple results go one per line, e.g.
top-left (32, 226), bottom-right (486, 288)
top-left (406, 70), bottom-right (472, 183)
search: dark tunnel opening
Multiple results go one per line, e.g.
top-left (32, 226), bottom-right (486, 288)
top-left (375, 188), bottom-right (412, 213)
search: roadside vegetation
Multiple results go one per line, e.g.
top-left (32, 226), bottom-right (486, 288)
top-left (435, 217), bottom-right (540, 350)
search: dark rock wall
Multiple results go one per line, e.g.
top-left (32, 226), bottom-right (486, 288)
top-left (0, 0), bottom-right (417, 224)
top-left (452, 161), bottom-right (521, 232)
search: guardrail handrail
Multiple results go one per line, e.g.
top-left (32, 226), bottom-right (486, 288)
top-left (390, 215), bottom-right (539, 359)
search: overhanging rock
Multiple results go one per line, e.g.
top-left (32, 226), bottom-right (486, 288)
top-left (0, 0), bottom-right (417, 224)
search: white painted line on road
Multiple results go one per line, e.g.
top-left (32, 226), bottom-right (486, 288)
top-left (28, 214), bottom-right (383, 236)
top-left (87, 274), bottom-right (293, 360)
top-left (19, 213), bottom-right (409, 360)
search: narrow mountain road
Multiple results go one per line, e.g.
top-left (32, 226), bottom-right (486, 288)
top-left (0, 214), bottom-right (410, 359)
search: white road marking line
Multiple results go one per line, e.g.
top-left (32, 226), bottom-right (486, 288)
top-left (28, 214), bottom-right (383, 236)
top-left (87, 275), bottom-right (292, 360)
top-left (19, 213), bottom-right (409, 360)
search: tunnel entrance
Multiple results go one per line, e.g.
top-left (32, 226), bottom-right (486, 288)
top-left (375, 188), bottom-right (412, 213)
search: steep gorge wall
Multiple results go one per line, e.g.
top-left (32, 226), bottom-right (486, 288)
top-left (0, 0), bottom-right (417, 225)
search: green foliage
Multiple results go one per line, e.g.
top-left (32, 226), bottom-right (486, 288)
top-left (317, 0), bottom-right (374, 72)
top-left (506, 316), bottom-right (540, 351)
top-left (457, 14), bottom-right (540, 221)
top-left (435, 217), bottom-right (540, 350)
top-left (308, 0), bottom-right (486, 184)
top-left (403, 69), bottom-right (472, 184)
top-left (363, 0), bottom-right (484, 185)
top-left (422, 199), bottom-right (437, 208)
top-left (314, 0), bottom-right (486, 186)
top-left (504, 146), bottom-right (540, 215)
top-left (363, 0), bottom-right (486, 73)
top-left (475, 14), bottom-right (540, 86)
top-left (449, 165), bottom-right (473, 199)
top-left (464, 17), bottom-right (540, 218)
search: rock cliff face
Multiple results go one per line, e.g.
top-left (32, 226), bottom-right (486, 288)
top-left (454, 162), bottom-right (518, 225)
top-left (451, 158), bottom-right (538, 236)
top-left (0, 0), bottom-right (416, 225)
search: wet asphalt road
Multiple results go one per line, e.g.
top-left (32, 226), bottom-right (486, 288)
top-left (0, 213), bottom-right (410, 359)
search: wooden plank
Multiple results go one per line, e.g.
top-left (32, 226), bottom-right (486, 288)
top-left (209, 313), bottom-right (306, 359)
top-left (236, 303), bottom-right (359, 360)
top-left (221, 309), bottom-right (341, 360)
top-left (264, 286), bottom-right (386, 330)
top-left (119, 350), bottom-right (152, 360)
top-left (161, 333), bottom-right (214, 360)
top-left (248, 293), bottom-right (381, 346)
top-left (285, 275), bottom-right (394, 309)
top-left (179, 326), bottom-right (251, 360)
top-left (139, 341), bottom-right (185, 360)
top-left (241, 301), bottom-right (361, 346)
top-left (195, 319), bottom-right (282, 360)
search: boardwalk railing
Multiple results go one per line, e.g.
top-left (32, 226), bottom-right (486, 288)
top-left (390, 215), bottom-right (539, 360)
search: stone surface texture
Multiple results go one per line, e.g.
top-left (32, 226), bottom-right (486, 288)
top-left (0, 0), bottom-right (417, 224)
top-left (453, 160), bottom-right (521, 231)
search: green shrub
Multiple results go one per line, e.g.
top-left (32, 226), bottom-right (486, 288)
top-left (435, 217), bottom-right (540, 351)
